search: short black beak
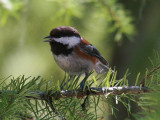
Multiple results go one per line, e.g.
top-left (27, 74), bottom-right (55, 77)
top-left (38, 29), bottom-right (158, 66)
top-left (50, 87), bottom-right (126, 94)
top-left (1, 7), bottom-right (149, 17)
top-left (43, 36), bottom-right (52, 42)
top-left (44, 36), bottom-right (51, 39)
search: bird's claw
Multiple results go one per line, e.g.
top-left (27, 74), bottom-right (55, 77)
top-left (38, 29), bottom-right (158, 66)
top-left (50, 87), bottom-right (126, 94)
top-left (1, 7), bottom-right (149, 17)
top-left (80, 81), bottom-right (85, 90)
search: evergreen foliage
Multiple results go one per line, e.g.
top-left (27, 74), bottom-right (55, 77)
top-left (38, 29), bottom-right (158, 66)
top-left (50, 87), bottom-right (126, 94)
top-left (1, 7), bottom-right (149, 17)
top-left (134, 53), bottom-right (160, 120)
top-left (0, 65), bottom-right (155, 120)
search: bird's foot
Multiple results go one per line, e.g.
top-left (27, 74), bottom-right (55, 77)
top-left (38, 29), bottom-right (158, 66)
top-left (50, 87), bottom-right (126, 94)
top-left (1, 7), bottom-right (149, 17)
top-left (60, 75), bottom-right (74, 90)
top-left (60, 85), bottom-right (64, 90)
top-left (80, 81), bottom-right (85, 90)
top-left (80, 73), bottom-right (89, 90)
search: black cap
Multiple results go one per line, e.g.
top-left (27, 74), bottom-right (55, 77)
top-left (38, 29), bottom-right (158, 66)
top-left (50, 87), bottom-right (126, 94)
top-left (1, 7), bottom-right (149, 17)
top-left (50, 26), bottom-right (80, 38)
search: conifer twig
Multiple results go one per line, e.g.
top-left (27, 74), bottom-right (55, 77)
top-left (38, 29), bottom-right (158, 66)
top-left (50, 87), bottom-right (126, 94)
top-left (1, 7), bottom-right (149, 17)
top-left (0, 86), bottom-right (149, 100)
top-left (44, 95), bottom-right (66, 120)
top-left (140, 65), bottom-right (160, 86)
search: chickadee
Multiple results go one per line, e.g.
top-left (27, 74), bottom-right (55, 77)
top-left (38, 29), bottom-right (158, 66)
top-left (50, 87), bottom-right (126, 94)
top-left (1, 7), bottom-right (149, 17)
top-left (44, 26), bottom-right (110, 89)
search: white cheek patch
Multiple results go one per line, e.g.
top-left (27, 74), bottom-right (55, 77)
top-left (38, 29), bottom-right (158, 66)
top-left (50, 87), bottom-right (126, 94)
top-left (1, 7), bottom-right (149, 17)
top-left (53, 36), bottom-right (81, 48)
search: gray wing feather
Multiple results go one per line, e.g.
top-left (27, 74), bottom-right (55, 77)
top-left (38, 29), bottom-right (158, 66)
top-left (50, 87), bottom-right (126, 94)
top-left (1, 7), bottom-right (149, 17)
top-left (78, 44), bottom-right (109, 66)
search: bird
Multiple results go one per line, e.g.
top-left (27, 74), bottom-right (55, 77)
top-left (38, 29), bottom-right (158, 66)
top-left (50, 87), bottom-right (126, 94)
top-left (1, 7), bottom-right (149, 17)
top-left (44, 26), bottom-right (111, 90)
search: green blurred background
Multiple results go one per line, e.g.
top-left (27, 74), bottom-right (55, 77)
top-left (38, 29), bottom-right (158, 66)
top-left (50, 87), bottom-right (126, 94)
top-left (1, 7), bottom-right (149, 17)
top-left (0, 0), bottom-right (160, 119)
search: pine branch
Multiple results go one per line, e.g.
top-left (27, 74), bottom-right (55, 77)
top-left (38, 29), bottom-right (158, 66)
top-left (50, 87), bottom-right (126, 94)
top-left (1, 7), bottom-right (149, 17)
top-left (0, 86), bottom-right (150, 100)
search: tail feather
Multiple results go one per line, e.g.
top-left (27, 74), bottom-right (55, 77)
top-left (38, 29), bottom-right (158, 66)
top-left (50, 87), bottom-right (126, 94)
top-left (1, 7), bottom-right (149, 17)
top-left (94, 61), bottom-right (114, 74)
